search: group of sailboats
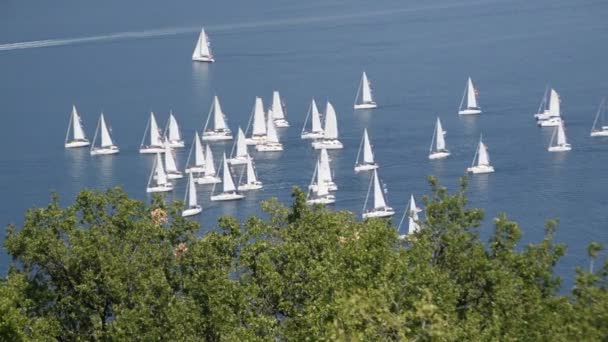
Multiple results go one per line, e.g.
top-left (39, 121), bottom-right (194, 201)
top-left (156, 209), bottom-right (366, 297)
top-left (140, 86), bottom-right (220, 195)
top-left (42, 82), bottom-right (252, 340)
top-left (532, 88), bottom-right (572, 152)
top-left (139, 112), bottom-right (184, 153)
top-left (65, 106), bottom-right (119, 155)
top-left (243, 94), bottom-right (290, 150)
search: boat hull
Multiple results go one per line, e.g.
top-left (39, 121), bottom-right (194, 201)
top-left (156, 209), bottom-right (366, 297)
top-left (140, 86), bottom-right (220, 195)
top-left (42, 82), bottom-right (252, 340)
top-left (139, 146), bottom-right (165, 154)
top-left (308, 182), bottom-right (338, 192)
top-left (185, 166), bottom-right (206, 173)
top-left (182, 206), bottom-right (202, 217)
top-left (146, 184), bottom-right (174, 193)
top-left (312, 139), bottom-right (343, 150)
top-left (306, 195), bottom-right (336, 205)
top-left (90, 146), bottom-right (120, 155)
top-left (428, 151), bottom-right (451, 160)
top-left (196, 176), bottom-right (221, 184)
top-left (256, 143), bottom-right (283, 152)
top-left (363, 207), bottom-right (395, 219)
top-left (534, 111), bottom-right (552, 120)
top-left (548, 145), bottom-right (572, 152)
top-left (167, 172), bottom-right (184, 180)
top-left (274, 119), bottom-right (290, 128)
top-left (228, 156), bottom-right (248, 165)
top-left (301, 131), bottom-right (324, 140)
top-left (538, 118), bottom-right (562, 127)
top-left (354, 163), bottom-right (379, 172)
top-left (458, 108), bottom-right (482, 115)
top-left (192, 56), bottom-right (215, 63)
top-left (590, 130), bottom-right (608, 137)
top-left (201, 131), bottom-right (232, 141)
top-left (354, 102), bottom-right (377, 110)
top-left (238, 182), bottom-right (263, 191)
top-left (467, 165), bottom-right (495, 174)
top-left (245, 136), bottom-right (267, 145)
top-left (210, 192), bottom-right (245, 201)
top-left (165, 140), bottom-right (185, 148)
top-left (65, 140), bottom-right (90, 148)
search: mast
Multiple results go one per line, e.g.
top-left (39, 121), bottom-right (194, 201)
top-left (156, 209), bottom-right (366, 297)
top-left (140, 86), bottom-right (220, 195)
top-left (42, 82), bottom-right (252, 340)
top-left (140, 114), bottom-right (151, 148)
top-left (90, 114), bottom-right (100, 151)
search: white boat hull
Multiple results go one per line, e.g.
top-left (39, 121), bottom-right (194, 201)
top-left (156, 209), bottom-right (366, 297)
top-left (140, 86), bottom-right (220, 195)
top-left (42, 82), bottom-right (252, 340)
top-left (256, 143), bottom-right (283, 152)
top-left (363, 207), bottom-right (395, 219)
top-left (185, 166), bottom-right (206, 173)
top-left (458, 108), bottom-right (482, 115)
top-left (182, 206), bottom-right (202, 217)
top-left (354, 163), bottom-right (379, 172)
top-left (308, 182), bottom-right (338, 192)
top-left (228, 156), bottom-right (248, 165)
top-left (167, 172), bottom-right (184, 180)
top-left (90, 146), bottom-right (120, 155)
top-left (196, 175), bottom-right (221, 184)
top-left (548, 144), bottom-right (572, 152)
top-left (467, 165), bottom-right (495, 174)
top-left (165, 140), bottom-right (185, 148)
top-left (201, 131), bottom-right (232, 141)
top-left (146, 184), bottom-right (174, 193)
top-left (274, 119), bottom-right (290, 128)
top-left (193, 56), bottom-right (215, 63)
top-left (590, 130), bottom-right (608, 137)
top-left (238, 182), bottom-right (263, 191)
top-left (139, 146), bottom-right (165, 154)
top-left (428, 151), bottom-right (451, 160)
top-left (354, 102), bottom-right (377, 110)
top-left (301, 131), bottom-right (324, 140)
top-left (538, 118), bottom-right (562, 127)
top-left (210, 192), bottom-right (245, 201)
top-left (65, 140), bottom-right (90, 148)
top-left (245, 136), bottom-right (267, 145)
top-left (534, 110), bottom-right (551, 120)
top-left (312, 139), bottom-right (343, 150)
top-left (306, 195), bottom-right (336, 205)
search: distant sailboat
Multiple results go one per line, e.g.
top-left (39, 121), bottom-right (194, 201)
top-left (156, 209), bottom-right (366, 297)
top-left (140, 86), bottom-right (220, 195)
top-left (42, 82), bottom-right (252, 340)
top-left (271, 91), bottom-right (290, 127)
top-left (306, 160), bottom-right (336, 205)
top-left (245, 97), bottom-right (267, 145)
top-left (458, 77), bottom-right (481, 115)
top-left (163, 144), bottom-right (183, 179)
top-left (182, 173), bottom-right (202, 217)
top-left (196, 144), bottom-right (221, 184)
top-left (238, 155), bottom-right (263, 191)
top-left (210, 153), bottom-right (245, 201)
top-left (362, 169), bottom-right (394, 219)
top-left (139, 112), bottom-right (165, 154)
top-left (163, 111), bottom-right (185, 148)
top-left (256, 109), bottom-right (283, 152)
top-left (309, 148), bottom-right (338, 192)
top-left (537, 89), bottom-right (562, 127)
top-left (202, 96), bottom-right (232, 141)
top-left (301, 98), bottom-right (325, 139)
top-left (428, 117), bottom-right (450, 160)
top-left (228, 127), bottom-right (249, 165)
top-left (354, 71), bottom-right (377, 109)
top-left (65, 105), bottom-right (90, 148)
top-left (192, 27), bottom-right (214, 63)
top-left (590, 98), bottom-right (608, 137)
top-left (354, 128), bottom-right (378, 171)
top-left (90, 113), bottom-right (119, 155)
top-left (185, 132), bottom-right (206, 173)
top-left (548, 120), bottom-right (572, 152)
top-left (397, 195), bottom-right (423, 239)
top-left (535, 88), bottom-right (560, 120)
top-left (467, 135), bottom-right (494, 174)
top-left (312, 102), bottom-right (343, 150)
top-left (146, 153), bottom-right (174, 193)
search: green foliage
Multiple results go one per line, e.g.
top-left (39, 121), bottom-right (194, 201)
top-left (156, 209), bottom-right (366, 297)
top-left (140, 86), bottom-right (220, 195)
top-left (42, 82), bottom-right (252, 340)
top-left (1, 180), bottom-right (607, 341)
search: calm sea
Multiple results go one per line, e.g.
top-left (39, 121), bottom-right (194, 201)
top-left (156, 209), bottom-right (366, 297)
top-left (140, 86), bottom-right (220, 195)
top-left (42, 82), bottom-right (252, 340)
top-left (1, 0), bottom-right (607, 287)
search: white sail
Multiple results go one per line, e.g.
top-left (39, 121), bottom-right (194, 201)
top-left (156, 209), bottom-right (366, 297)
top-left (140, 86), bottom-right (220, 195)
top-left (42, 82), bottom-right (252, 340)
top-left (311, 99), bottom-right (323, 133)
top-left (556, 121), bottom-right (567, 145)
top-left (150, 113), bottom-right (162, 146)
top-left (72, 106), bottom-right (86, 140)
top-left (221, 154), bottom-right (236, 192)
top-left (316, 160), bottom-right (329, 197)
top-left (361, 72), bottom-right (373, 103)
top-left (466, 77), bottom-right (478, 108)
top-left (271, 91), bottom-right (286, 120)
top-left (435, 118), bottom-right (446, 151)
top-left (164, 145), bottom-right (178, 173)
top-left (477, 141), bottom-right (490, 166)
top-left (548, 89), bottom-right (561, 117)
top-left (362, 129), bottom-right (374, 163)
top-left (266, 110), bottom-right (279, 143)
top-left (372, 170), bottom-right (387, 209)
top-left (155, 153), bottom-right (168, 185)
top-left (320, 148), bottom-right (333, 183)
top-left (246, 156), bottom-right (258, 183)
top-left (168, 113), bottom-right (181, 141)
top-left (204, 145), bottom-right (216, 176)
top-left (213, 96), bottom-right (228, 130)
top-left (99, 113), bottom-right (114, 147)
top-left (235, 127), bottom-right (248, 157)
top-left (408, 195), bottom-right (420, 234)
top-left (252, 97), bottom-right (266, 136)
top-left (187, 173), bottom-right (198, 207)
top-left (193, 132), bottom-right (205, 166)
top-left (324, 102), bottom-right (339, 139)
top-left (192, 28), bottom-right (212, 59)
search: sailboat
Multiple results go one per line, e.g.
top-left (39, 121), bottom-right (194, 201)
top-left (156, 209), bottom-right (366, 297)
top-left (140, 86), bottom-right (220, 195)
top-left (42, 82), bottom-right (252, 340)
top-left (238, 155), bottom-right (263, 191)
top-left (535, 88), bottom-right (560, 120)
top-left (245, 97), bottom-right (267, 145)
top-left (146, 153), bottom-right (174, 193)
top-left (228, 127), bottom-right (249, 165)
top-left (354, 71), bottom-right (377, 109)
top-left (192, 27), bottom-right (214, 63)
top-left (428, 117), bottom-right (450, 160)
top-left (256, 109), bottom-right (283, 151)
top-left (548, 120), bottom-right (572, 152)
top-left (312, 102), bottom-right (343, 150)
top-left (306, 160), bottom-right (336, 205)
top-left (139, 112), bottom-right (165, 154)
top-left (590, 98), bottom-right (608, 137)
top-left (537, 89), bottom-right (562, 127)
top-left (196, 144), bottom-right (221, 184)
top-left (210, 153), bottom-right (245, 201)
top-left (271, 91), bottom-right (290, 127)
top-left (65, 105), bottom-right (90, 148)
top-left (301, 98), bottom-right (325, 139)
top-left (182, 173), bottom-right (202, 217)
top-left (90, 113), bottom-right (119, 155)
top-left (202, 96), bottom-right (232, 141)
top-left (163, 144), bottom-right (183, 179)
top-left (467, 135), bottom-right (494, 174)
top-left (397, 195), bottom-right (423, 239)
top-left (309, 148), bottom-right (338, 192)
top-left (362, 169), bottom-right (394, 219)
top-left (185, 132), bottom-right (206, 173)
top-left (354, 128), bottom-right (378, 171)
top-left (458, 77), bottom-right (481, 115)
top-left (163, 111), bottom-right (185, 148)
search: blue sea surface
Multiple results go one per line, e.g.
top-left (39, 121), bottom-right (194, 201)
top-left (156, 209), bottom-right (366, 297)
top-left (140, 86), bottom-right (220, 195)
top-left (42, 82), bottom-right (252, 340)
top-left (1, 0), bottom-right (607, 288)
